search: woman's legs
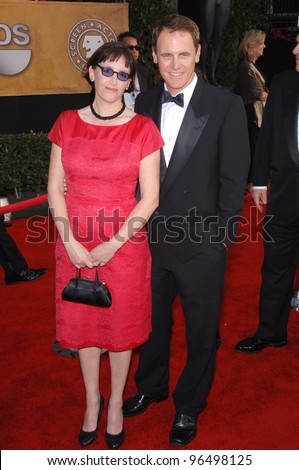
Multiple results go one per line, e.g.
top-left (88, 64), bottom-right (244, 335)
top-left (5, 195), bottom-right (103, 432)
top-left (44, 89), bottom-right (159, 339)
top-left (107, 350), bottom-right (132, 434)
top-left (79, 347), bottom-right (132, 435)
top-left (78, 347), bottom-right (102, 432)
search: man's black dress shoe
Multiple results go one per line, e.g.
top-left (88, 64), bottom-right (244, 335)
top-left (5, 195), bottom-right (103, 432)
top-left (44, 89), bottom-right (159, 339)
top-left (79, 395), bottom-right (104, 447)
top-left (122, 392), bottom-right (168, 417)
top-left (5, 268), bottom-right (47, 285)
top-left (235, 334), bottom-right (287, 354)
top-left (170, 413), bottom-right (197, 446)
top-left (105, 428), bottom-right (125, 449)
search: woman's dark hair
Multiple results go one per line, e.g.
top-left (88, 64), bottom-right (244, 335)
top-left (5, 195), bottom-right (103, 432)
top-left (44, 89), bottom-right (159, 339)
top-left (83, 41), bottom-right (136, 93)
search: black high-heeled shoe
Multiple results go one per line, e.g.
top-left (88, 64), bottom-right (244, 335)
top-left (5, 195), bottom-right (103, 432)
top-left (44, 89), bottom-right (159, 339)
top-left (79, 395), bottom-right (104, 447)
top-left (105, 428), bottom-right (125, 450)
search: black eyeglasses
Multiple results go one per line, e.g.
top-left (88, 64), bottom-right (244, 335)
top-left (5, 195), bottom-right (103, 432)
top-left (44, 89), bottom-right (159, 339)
top-left (127, 45), bottom-right (141, 52)
top-left (95, 64), bottom-right (131, 82)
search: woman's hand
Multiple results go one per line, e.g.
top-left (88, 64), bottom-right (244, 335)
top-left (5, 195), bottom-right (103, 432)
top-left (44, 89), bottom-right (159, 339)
top-left (64, 239), bottom-right (93, 269)
top-left (88, 240), bottom-right (119, 267)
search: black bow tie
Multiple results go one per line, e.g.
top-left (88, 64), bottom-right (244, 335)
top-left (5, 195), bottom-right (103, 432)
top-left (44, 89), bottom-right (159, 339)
top-left (161, 90), bottom-right (184, 107)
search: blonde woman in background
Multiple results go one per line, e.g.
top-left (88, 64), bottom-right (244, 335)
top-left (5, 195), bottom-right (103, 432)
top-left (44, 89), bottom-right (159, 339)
top-left (235, 29), bottom-right (268, 196)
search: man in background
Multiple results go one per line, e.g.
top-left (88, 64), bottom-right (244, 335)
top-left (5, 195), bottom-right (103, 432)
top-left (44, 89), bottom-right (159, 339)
top-left (235, 33), bottom-right (299, 354)
top-left (117, 31), bottom-right (153, 110)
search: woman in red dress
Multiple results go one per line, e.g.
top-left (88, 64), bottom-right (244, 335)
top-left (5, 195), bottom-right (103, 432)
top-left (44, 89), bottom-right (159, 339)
top-left (47, 42), bottom-right (163, 449)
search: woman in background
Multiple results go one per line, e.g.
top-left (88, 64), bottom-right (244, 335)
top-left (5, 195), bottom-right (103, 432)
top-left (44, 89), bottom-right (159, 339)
top-left (235, 29), bottom-right (268, 196)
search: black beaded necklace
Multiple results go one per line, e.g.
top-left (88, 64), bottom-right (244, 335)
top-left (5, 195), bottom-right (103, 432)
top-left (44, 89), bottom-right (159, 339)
top-left (90, 101), bottom-right (126, 120)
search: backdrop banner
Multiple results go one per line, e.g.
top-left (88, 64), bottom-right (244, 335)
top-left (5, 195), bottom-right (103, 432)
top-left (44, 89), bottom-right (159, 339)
top-left (0, 1), bottom-right (128, 96)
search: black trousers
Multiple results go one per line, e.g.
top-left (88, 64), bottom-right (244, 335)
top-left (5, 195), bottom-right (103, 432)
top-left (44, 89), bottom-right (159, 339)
top-left (134, 242), bottom-right (227, 417)
top-left (245, 104), bottom-right (260, 183)
top-left (256, 214), bottom-right (299, 340)
top-left (0, 215), bottom-right (27, 276)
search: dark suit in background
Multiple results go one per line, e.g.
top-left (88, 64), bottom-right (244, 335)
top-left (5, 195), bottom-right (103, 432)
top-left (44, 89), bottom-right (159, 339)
top-left (235, 48), bottom-right (299, 353)
top-left (0, 214), bottom-right (47, 284)
top-left (0, 214), bottom-right (27, 276)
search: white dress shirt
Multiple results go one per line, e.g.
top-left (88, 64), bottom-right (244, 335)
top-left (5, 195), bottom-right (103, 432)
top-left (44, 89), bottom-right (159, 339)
top-left (161, 74), bottom-right (198, 167)
top-left (123, 73), bottom-right (140, 110)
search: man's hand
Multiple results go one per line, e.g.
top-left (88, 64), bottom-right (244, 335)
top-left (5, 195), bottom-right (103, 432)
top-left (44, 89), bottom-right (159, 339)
top-left (252, 188), bottom-right (267, 213)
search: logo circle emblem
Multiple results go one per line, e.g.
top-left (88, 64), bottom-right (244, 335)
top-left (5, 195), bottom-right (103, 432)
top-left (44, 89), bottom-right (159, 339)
top-left (67, 18), bottom-right (117, 72)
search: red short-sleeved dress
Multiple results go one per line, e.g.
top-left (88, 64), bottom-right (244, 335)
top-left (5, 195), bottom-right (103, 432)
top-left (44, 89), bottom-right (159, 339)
top-left (48, 110), bottom-right (164, 351)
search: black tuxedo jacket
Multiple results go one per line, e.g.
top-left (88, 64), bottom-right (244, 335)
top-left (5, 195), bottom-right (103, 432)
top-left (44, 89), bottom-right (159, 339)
top-left (135, 79), bottom-right (250, 266)
top-left (252, 69), bottom-right (299, 220)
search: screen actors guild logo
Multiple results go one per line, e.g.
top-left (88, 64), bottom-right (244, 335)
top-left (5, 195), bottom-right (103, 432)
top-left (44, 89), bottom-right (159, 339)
top-left (67, 18), bottom-right (117, 72)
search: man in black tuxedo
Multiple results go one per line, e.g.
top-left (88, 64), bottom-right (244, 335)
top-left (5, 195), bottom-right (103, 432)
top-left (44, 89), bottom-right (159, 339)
top-left (123, 14), bottom-right (250, 446)
top-left (235, 33), bottom-right (299, 354)
top-left (0, 214), bottom-right (47, 284)
top-left (117, 31), bottom-right (153, 110)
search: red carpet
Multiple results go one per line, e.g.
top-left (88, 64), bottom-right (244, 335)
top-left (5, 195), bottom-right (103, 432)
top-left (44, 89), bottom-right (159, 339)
top-left (1, 201), bottom-right (299, 450)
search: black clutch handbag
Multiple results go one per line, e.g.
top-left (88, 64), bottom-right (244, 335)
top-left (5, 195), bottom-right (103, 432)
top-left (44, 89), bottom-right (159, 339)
top-left (62, 268), bottom-right (112, 308)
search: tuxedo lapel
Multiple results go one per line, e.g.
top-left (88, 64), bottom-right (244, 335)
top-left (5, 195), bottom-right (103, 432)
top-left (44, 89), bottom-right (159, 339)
top-left (160, 148), bottom-right (167, 182)
top-left (160, 82), bottom-right (209, 199)
top-left (284, 73), bottom-right (299, 167)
